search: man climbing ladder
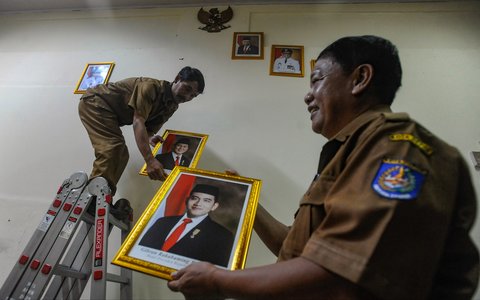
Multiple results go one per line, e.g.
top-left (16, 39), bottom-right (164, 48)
top-left (78, 66), bottom-right (205, 198)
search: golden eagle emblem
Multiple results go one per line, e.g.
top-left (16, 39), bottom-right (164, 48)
top-left (197, 6), bottom-right (233, 33)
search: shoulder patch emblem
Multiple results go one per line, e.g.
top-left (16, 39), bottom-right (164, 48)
top-left (389, 133), bottom-right (433, 155)
top-left (372, 160), bottom-right (426, 200)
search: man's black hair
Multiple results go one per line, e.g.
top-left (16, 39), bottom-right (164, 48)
top-left (318, 35), bottom-right (402, 105)
top-left (178, 66), bottom-right (205, 93)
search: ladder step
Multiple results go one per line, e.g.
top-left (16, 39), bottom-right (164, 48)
top-left (81, 206), bottom-right (129, 232)
top-left (54, 265), bottom-right (89, 280)
top-left (106, 273), bottom-right (130, 285)
top-left (108, 214), bottom-right (130, 231)
top-left (54, 266), bottom-right (129, 285)
top-left (81, 212), bottom-right (95, 224)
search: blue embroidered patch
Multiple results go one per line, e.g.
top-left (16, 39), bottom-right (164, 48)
top-left (372, 160), bottom-right (425, 200)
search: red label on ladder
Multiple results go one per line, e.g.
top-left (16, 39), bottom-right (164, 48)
top-left (95, 219), bottom-right (104, 261)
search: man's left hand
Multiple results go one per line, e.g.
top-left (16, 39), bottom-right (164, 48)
top-left (168, 262), bottom-right (223, 300)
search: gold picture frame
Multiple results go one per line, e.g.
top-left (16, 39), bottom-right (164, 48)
top-left (139, 129), bottom-right (208, 177)
top-left (310, 59), bottom-right (316, 72)
top-left (231, 32), bottom-right (264, 60)
top-left (112, 167), bottom-right (262, 280)
top-left (73, 62), bottom-right (115, 94)
top-left (269, 45), bottom-right (304, 77)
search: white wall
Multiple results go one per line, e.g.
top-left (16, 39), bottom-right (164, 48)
top-left (0, 2), bottom-right (479, 299)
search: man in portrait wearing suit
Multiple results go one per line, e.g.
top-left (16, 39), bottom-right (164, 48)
top-left (237, 36), bottom-right (259, 55)
top-left (139, 184), bottom-right (234, 267)
top-left (155, 138), bottom-right (192, 170)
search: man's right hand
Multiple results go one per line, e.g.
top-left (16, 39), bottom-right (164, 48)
top-left (225, 169), bottom-right (239, 176)
top-left (149, 135), bottom-right (164, 147)
top-left (146, 157), bottom-right (168, 181)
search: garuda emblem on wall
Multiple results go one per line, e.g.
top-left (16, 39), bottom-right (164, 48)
top-left (197, 6), bottom-right (233, 33)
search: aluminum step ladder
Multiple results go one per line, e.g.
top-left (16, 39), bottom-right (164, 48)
top-left (0, 172), bottom-right (132, 300)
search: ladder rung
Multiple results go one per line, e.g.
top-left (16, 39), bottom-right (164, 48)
top-left (108, 214), bottom-right (129, 231)
top-left (106, 273), bottom-right (130, 285)
top-left (81, 213), bottom-right (95, 224)
top-left (54, 265), bottom-right (88, 280)
top-left (81, 210), bottom-right (128, 232)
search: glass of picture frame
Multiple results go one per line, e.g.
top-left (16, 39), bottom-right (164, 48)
top-left (112, 167), bottom-right (262, 280)
top-left (73, 62), bottom-right (115, 94)
top-left (269, 45), bottom-right (304, 77)
top-left (231, 32), bottom-right (264, 60)
top-left (139, 129), bottom-right (208, 177)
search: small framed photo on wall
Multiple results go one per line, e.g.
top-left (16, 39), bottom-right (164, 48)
top-left (269, 45), bottom-right (304, 77)
top-left (232, 32), bottom-right (264, 60)
top-left (74, 62), bottom-right (115, 94)
top-left (139, 129), bottom-right (208, 177)
top-left (112, 167), bottom-right (262, 280)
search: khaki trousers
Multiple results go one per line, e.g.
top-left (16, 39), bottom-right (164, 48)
top-left (78, 96), bottom-right (129, 195)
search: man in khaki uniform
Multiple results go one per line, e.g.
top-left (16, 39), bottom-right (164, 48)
top-left (79, 66), bottom-right (205, 195)
top-left (167, 36), bottom-right (479, 299)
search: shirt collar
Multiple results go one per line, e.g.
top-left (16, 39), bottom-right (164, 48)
top-left (313, 105), bottom-right (392, 180)
top-left (331, 105), bottom-right (392, 143)
top-left (181, 213), bottom-right (208, 225)
top-left (164, 81), bottom-right (177, 107)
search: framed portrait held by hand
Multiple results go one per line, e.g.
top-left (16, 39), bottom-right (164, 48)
top-left (139, 129), bottom-right (208, 177)
top-left (112, 167), bottom-right (262, 280)
top-left (269, 45), bottom-right (304, 77)
top-left (73, 62), bottom-right (115, 94)
top-left (232, 32), bottom-right (264, 60)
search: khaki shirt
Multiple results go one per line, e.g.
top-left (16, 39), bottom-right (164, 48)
top-left (278, 106), bottom-right (479, 300)
top-left (83, 77), bottom-right (178, 135)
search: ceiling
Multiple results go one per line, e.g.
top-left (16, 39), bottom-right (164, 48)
top-left (0, 0), bottom-right (452, 14)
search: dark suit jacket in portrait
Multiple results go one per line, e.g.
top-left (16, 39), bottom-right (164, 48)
top-left (139, 215), bottom-right (234, 267)
top-left (155, 152), bottom-right (191, 170)
top-left (237, 44), bottom-right (259, 55)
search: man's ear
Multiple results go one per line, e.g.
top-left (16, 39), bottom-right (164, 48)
top-left (352, 64), bottom-right (373, 95)
top-left (173, 74), bottom-right (181, 83)
top-left (210, 202), bottom-right (219, 212)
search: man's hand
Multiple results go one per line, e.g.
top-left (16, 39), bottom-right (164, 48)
top-left (149, 135), bottom-right (164, 147)
top-left (132, 112), bottom-right (168, 181)
top-left (225, 169), bottom-right (239, 176)
top-left (168, 262), bottom-right (223, 300)
top-left (146, 156), bottom-right (168, 181)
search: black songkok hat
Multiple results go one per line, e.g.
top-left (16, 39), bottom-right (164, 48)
top-left (190, 184), bottom-right (220, 201)
top-left (175, 138), bottom-right (190, 146)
